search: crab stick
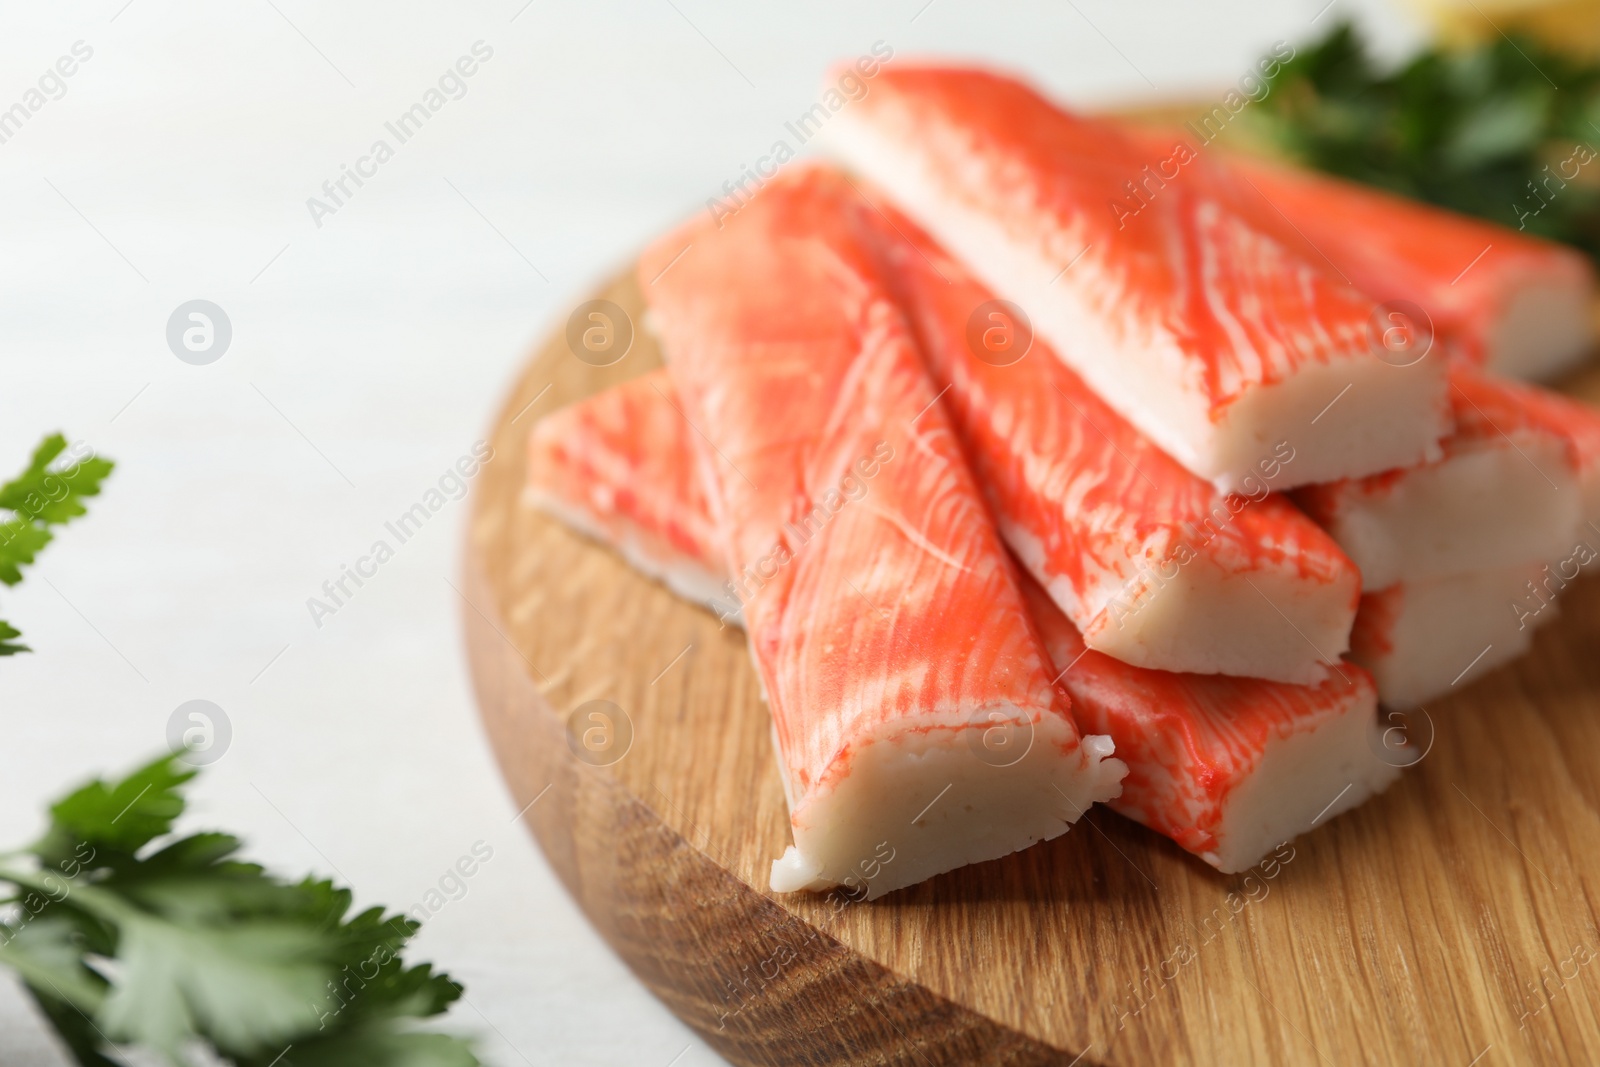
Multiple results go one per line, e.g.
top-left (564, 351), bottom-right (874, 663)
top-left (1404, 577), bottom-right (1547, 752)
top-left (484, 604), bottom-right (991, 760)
top-left (1486, 376), bottom-right (1600, 538)
top-left (826, 65), bottom-right (1452, 493)
top-left (526, 372), bottom-right (742, 623)
top-left (1295, 369), bottom-right (1583, 591)
top-left (870, 201), bottom-right (1360, 683)
top-left (1338, 377), bottom-right (1600, 706)
top-left (639, 165), bottom-right (1125, 899)
top-left (1224, 153), bottom-right (1596, 382)
top-left (1022, 581), bottom-right (1398, 872)
top-left (1349, 563), bottom-right (1557, 707)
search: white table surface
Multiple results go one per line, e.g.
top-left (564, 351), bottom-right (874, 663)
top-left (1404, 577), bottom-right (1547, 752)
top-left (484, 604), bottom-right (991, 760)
top-left (0, 2), bottom-right (1421, 1063)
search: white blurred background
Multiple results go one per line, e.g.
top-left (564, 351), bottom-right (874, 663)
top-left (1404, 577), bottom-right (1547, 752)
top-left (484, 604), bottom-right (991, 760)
top-left (0, 2), bottom-right (1420, 1063)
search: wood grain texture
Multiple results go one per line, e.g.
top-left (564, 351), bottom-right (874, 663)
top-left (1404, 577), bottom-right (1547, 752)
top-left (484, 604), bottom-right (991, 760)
top-left (463, 268), bottom-right (1600, 1067)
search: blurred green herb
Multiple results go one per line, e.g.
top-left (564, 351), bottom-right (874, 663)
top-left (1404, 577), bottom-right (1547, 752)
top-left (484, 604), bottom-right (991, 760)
top-left (1250, 21), bottom-right (1600, 263)
top-left (0, 432), bottom-right (479, 1065)
top-left (0, 434), bottom-right (113, 655)
top-left (0, 754), bottom-right (481, 1066)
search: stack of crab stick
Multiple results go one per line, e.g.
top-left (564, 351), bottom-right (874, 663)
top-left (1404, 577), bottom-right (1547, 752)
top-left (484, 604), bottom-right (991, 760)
top-left (522, 63), bottom-right (1600, 895)
top-left (1295, 368), bottom-right (1599, 706)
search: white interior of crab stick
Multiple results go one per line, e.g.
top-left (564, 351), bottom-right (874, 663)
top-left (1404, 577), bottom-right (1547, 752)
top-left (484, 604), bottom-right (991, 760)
top-left (1488, 277), bottom-right (1597, 382)
top-left (1070, 539), bottom-right (1357, 684)
top-left (1297, 388), bottom-right (1582, 592)
top-left (769, 721), bottom-right (1123, 897)
top-left (825, 88), bottom-right (1450, 494)
top-left (1489, 375), bottom-right (1600, 542)
top-left (1349, 562), bottom-right (1555, 708)
top-left (1204, 703), bottom-right (1398, 872)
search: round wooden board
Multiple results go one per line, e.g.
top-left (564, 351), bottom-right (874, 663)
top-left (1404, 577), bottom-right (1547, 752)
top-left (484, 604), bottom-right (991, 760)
top-left (463, 268), bottom-right (1600, 1067)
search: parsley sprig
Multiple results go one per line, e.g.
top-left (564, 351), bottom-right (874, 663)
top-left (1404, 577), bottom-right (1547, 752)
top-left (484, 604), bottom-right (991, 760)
top-left (0, 433), bottom-right (479, 1063)
top-left (0, 434), bottom-right (114, 655)
top-left (1249, 21), bottom-right (1600, 263)
top-left (0, 754), bottom-right (480, 1066)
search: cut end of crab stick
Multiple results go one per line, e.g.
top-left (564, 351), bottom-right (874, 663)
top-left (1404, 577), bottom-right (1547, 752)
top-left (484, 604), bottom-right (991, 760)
top-left (870, 198), bottom-right (1360, 683)
top-left (1024, 580), bottom-right (1397, 874)
top-left (1072, 534), bottom-right (1358, 685)
top-left (769, 718), bottom-right (1124, 899)
top-left (825, 64), bottom-right (1453, 494)
top-left (1348, 563), bottom-right (1556, 707)
top-left (526, 372), bottom-right (741, 623)
top-left (1487, 276), bottom-right (1597, 381)
top-left (640, 164), bottom-right (1125, 898)
top-left (1296, 369), bottom-right (1584, 591)
top-left (1196, 703), bottom-right (1395, 874)
top-left (1484, 375), bottom-right (1600, 530)
top-left (1208, 356), bottom-right (1452, 495)
top-left (1221, 152), bottom-right (1597, 382)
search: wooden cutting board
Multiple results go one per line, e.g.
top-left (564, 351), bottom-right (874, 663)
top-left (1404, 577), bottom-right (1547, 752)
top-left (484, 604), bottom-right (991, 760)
top-left (462, 267), bottom-right (1600, 1067)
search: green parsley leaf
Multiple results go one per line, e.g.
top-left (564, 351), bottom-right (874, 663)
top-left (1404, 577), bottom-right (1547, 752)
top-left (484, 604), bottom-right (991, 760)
top-left (0, 432), bottom-right (114, 653)
top-left (0, 518), bottom-right (55, 587)
top-left (0, 915), bottom-right (114, 1065)
top-left (95, 902), bottom-right (330, 1056)
top-left (262, 1027), bottom-right (483, 1067)
top-left (0, 914), bottom-right (110, 1018)
top-left (0, 755), bottom-right (481, 1067)
top-left (1250, 21), bottom-right (1600, 264)
top-left (0, 438), bottom-right (477, 1064)
top-left (0, 618), bottom-right (28, 657)
top-left (33, 754), bottom-right (195, 871)
top-left (0, 434), bottom-right (114, 526)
